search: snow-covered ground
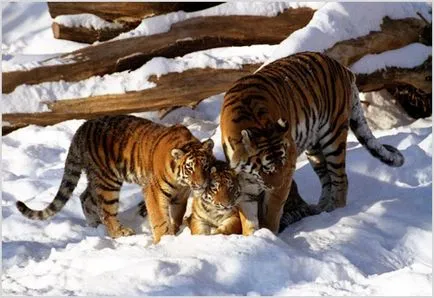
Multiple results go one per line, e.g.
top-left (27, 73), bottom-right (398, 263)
top-left (2, 2), bottom-right (432, 296)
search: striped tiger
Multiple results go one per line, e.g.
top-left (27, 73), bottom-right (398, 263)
top-left (187, 160), bottom-right (242, 235)
top-left (16, 115), bottom-right (215, 243)
top-left (220, 51), bottom-right (405, 235)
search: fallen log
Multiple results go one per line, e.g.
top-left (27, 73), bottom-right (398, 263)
top-left (356, 57), bottom-right (432, 94)
top-left (325, 17), bottom-right (427, 66)
top-left (2, 8), bottom-right (315, 93)
top-left (47, 2), bottom-right (224, 22)
top-left (3, 59), bottom-right (430, 135)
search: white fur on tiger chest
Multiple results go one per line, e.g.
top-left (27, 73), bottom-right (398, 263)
top-left (238, 172), bottom-right (264, 201)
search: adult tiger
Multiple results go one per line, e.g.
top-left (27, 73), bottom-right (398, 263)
top-left (220, 51), bottom-right (404, 235)
top-left (16, 115), bottom-right (215, 243)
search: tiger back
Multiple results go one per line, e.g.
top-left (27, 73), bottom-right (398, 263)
top-left (16, 115), bottom-right (215, 243)
top-left (188, 160), bottom-right (242, 235)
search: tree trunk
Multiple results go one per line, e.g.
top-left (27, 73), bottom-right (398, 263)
top-left (47, 2), bottom-right (224, 22)
top-left (325, 17), bottom-right (427, 66)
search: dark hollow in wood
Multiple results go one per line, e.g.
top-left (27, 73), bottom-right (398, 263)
top-left (52, 21), bottom-right (141, 43)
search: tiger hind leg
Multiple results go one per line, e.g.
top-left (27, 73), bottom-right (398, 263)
top-left (80, 185), bottom-right (101, 227)
top-left (317, 128), bottom-right (349, 212)
top-left (306, 144), bottom-right (333, 205)
top-left (91, 180), bottom-right (135, 238)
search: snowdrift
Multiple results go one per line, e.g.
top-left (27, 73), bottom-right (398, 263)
top-left (2, 2), bottom-right (432, 296)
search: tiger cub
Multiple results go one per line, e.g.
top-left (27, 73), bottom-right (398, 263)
top-left (16, 115), bottom-right (215, 243)
top-left (220, 51), bottom-right (405, 235)
top-left (187, 160), bottom-right (242, 235)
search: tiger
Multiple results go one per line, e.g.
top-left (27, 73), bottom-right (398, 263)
top-left (187, 160), bottom-right (242, 235)
top-left (220, 51), bottom-right (405, 235)
top-left (16, 115), bottom-right (215, 243)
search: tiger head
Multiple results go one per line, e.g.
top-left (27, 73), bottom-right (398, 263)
top-left (231, 119), bottom-right (291, 188)
top-left (171, 139), bottom-right (215, 191)
top-left (202, 162), bottom-right (241, 210)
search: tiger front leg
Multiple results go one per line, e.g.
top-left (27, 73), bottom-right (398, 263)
top-left (189, 215), bottom-right (212, 235)
top-left (261, 158), bottom-right (296, 234)
top-left (168, 192), bottom-right (189, 234)
top-left (143, 186), bottom-right (175, 244)
top-left (212, 215), bottom-right (242, 235)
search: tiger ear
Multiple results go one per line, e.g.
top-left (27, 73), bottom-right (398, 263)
top-left (171, 148), bottom-right (185, 161)
top-left (241, 129), bottom-right (251, 147)
top-left (201, 139), bottom-right (214, 151)
top-left (211, 166), bottom-right (217, 174)
top-left (241, 129), bottom-right (256, 154)
top-left (276, 118), bottom-right (289, 133)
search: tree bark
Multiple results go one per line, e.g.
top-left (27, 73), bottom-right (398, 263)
top-left (325, 17), bottom-right (427, 66)
top-left (51, 21), bottom-right (140, 43)
top-left (47, 2), bottom-right (224, 22)
top-left (2, 8), bottom-right (315, 93)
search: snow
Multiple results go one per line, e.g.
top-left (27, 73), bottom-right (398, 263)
top-left (265, 2), bottom-right (432, 67)
top-left (2, 97), bottom-right (432, 295)
top-left (54, 14), bottom-right (124, 30)
top-left (2, 2), bottom-right (432, 296)
top-left (350, 43), bottom-right (432, 74)
top-left (1, 2), bottom-right (88, 72)
top-left (1, 3), bottom-right (87, 56)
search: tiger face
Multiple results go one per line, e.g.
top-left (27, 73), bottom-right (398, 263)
top-left (171, 139), bottom-right (215, 191)
top-left (202, 164), bottom-right (241, 210)
top-left (237, 119), bottom-right (290, 181)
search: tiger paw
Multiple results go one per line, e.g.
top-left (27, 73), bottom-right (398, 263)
top-left (108, 226), bottom-right (135, 238)
top-left (85, 217), bottom-right (102, 228)
top-left (318, 198), bottom-right (336, 213)
top-left (279, 204), bottom-right (322, 233)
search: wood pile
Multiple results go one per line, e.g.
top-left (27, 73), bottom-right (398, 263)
top-left (2, 3), bottom-right (432, 135)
